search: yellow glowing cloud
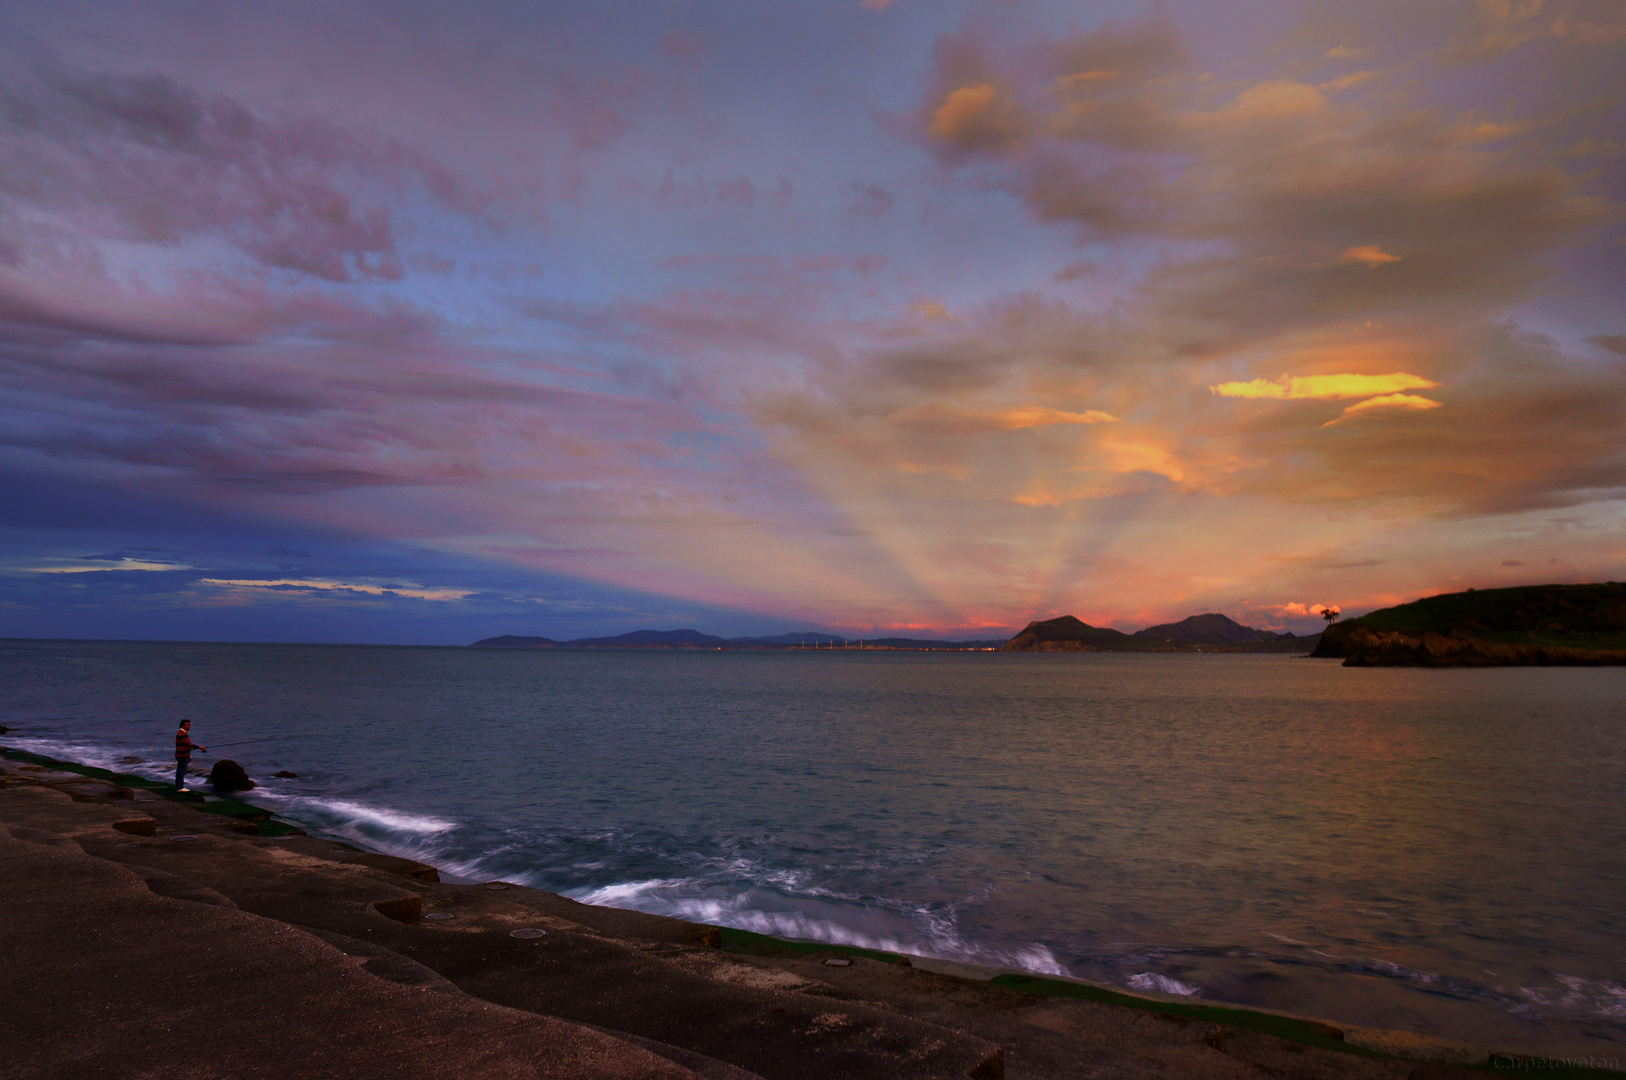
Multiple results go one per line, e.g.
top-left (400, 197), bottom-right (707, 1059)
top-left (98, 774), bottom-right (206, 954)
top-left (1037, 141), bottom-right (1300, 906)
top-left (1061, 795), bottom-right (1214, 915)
top-left (1322, 393), bottom-right (1443, 426)
top-left (199, 578), bottom-right (473, 601)
top-left (1210, 372), bottom-right (1438, 400)
top-left (909, 299), bottom-right (953, 321)
top-left (1338, 245), bottom-right (1402, 267)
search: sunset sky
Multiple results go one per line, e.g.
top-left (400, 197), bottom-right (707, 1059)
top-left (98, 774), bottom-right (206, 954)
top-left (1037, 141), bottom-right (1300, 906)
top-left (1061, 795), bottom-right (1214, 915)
top-left (2, 0), bottom-right (1623, 644)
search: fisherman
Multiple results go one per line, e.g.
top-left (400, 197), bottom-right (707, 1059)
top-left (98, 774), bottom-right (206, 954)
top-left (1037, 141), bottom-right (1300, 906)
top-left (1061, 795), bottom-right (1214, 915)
top-left (174, 719), bottom-right (206, 791)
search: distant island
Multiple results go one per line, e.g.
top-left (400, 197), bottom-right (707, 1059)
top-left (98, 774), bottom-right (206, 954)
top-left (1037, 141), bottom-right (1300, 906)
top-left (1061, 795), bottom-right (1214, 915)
top-left (1312, 582), bottom-right (1626, 667)
top-left (473, 612), bottom-right (1316, 653)
top-left (1000, 612), bottom-right (1315, 653)
top-left (470, 630), bottom-right (1009, 650)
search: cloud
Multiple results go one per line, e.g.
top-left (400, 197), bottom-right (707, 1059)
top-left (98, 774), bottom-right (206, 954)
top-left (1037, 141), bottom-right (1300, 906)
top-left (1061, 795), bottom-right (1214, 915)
top-left (886, 403), bottom-right (1118, 435)
top-left (928, 83), bottom-right (1024, 152)
top-left (1322, 392), bottom-right (1444, 425)
top-left (198, 578), bottom-right (474, 601)
top-left (0, 63), bottom-right (485, 285)
top-left (1338, 245), bottom-right (1403, 266)
top-left (1210, 373), bottom-right (1439, 400)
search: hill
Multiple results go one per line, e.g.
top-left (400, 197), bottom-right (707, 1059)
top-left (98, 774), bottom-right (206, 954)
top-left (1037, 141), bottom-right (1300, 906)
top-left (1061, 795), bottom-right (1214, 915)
top-left (1002, 613), bottom-right (1311, 653)
top-left (1132, 613), bottom-right (1286, 647)
top-left (1312, 583), bottom-right (1626, 666)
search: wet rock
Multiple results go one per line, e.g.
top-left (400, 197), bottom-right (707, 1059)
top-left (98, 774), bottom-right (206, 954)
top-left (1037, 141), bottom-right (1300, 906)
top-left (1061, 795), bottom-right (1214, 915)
top-left (274, 770), bottom-right (298, 779)
top-left (208, 759), bottom-right (255, 792)
top-left (119, 755), bottom-right (142, 765)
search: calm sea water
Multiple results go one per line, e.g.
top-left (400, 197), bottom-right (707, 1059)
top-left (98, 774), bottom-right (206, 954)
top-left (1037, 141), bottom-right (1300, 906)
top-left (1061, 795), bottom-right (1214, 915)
top-left (3, 639), bottom-right (1623, 1054)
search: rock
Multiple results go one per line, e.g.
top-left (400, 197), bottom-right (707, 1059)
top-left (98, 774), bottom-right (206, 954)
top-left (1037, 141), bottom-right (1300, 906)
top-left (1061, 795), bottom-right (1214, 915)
top-left (0, 724), bottom-right (8, 734)
top-left (119, 755), bottom-right (142, 765)
top-left (274, 770), bottom-right (298, 779)
top-left (1339, 627), bottom-right (1626, 667)
top-left (208, 759), bottom-right (255, 792)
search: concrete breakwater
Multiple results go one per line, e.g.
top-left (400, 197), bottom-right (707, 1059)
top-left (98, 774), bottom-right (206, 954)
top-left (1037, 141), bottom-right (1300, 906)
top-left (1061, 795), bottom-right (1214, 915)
top-left (3, 747), bottom-right (1596, 1080)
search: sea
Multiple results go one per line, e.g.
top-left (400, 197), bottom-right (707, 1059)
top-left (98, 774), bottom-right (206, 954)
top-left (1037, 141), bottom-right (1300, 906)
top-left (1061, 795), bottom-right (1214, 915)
top-left (2, 638), bottom-right (1623, 1055)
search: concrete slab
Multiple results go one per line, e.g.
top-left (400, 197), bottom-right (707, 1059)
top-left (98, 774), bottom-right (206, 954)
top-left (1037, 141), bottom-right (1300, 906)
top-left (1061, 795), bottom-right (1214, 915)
top-left (0, 823), bottom-right (702, 1080)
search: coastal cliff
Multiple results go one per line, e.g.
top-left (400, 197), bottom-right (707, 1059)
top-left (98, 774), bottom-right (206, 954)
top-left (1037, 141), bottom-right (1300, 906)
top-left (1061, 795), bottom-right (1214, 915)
top-left (1312, 583), bottom-right (1626, 666)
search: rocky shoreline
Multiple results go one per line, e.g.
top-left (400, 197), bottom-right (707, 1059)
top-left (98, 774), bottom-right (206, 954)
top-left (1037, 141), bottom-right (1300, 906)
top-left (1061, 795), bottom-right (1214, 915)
top-left (1313, 621), bottom-right (1626, 667)
top-left (3, 748), bottom-right (1613, 1079)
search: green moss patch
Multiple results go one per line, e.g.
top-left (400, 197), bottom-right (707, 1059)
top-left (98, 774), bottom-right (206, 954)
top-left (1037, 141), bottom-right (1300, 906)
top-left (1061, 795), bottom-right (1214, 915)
top-left (2, 746), bottom-right (304, 837)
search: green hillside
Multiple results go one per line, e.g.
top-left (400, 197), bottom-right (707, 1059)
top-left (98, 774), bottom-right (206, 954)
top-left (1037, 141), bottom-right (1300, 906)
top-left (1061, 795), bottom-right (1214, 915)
top-left (1321, 582), bottom-right (1626, 653)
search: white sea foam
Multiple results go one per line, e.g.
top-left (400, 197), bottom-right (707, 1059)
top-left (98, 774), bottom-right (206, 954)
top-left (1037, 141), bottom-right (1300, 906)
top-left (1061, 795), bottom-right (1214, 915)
top-left (285, 798), bottom-right (457, 835)
top-left (564, 878), bottom-right (1069, 977)
top-left (1127, 972), bottom-right (1203, 997)
top-left (3, 736), bottom-right (163, 779)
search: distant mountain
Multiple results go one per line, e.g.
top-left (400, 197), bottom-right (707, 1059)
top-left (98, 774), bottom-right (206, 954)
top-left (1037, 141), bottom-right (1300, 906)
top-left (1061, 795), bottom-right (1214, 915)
top-left (850, 637), bottom-right (1008, 649)
top-left (736, 632), bottom-right (850, 645)
top-left (568, 629), bottom-right (727, 647)
top-left (1314, 582), bottom-right (1626, 665)
top-left (1001, 616), bottom-right (1136, 652)
top-left (1002, 613), bottom-right (1312, 653)
top-left (472, 629), bottom-right (1006, 649)
top-left (1133, 613), bottom-right (1284, 647)
top-left (471, 634), bottom-right (557, 648)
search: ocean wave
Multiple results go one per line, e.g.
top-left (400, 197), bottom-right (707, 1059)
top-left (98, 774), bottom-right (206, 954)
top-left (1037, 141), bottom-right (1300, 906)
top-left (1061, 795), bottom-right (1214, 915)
top-left (278, 797), bottom-right (456, 835)
top-left (1127, 972), bottom-right (1203, 996)
top-left (564, 875), bottom-right (1068, 977)
top-left (1, 735), bottom-right (173, 782)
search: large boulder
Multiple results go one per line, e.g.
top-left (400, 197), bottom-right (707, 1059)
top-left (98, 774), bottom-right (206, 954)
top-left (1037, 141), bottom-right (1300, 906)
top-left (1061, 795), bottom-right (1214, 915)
top-left (208, 759), bottom-right (255, 792)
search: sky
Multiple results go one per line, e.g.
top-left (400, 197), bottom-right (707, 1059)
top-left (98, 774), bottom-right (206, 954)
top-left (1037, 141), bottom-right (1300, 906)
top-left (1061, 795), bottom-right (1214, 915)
top-left (1, 0), bottom-right (1623, 644)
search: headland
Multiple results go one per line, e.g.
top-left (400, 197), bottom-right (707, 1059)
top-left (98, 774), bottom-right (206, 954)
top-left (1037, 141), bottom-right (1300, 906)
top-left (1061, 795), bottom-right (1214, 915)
top-left (1312, 583), bottom-right (1626, 666)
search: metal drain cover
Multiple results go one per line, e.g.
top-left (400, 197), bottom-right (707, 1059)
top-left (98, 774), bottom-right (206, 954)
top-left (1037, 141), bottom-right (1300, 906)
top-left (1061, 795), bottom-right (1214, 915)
top-left (423, 912), bottom-right (456, 921)
top-left (168, 835), bottom-right (198, 842)
top-left (484, 883), bottom-right (511, 890)
top-left (509, 928), bottom-right (547, 939)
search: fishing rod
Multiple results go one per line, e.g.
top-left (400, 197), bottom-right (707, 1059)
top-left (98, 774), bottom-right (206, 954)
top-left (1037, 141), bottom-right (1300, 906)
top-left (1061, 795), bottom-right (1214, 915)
top-left (196, 736), bottom-right (286, 750)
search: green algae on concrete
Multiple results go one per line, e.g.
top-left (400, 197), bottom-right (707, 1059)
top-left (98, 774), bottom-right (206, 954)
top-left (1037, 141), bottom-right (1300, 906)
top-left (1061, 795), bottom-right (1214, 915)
top-left (0, 746), bottom-right (305, 837)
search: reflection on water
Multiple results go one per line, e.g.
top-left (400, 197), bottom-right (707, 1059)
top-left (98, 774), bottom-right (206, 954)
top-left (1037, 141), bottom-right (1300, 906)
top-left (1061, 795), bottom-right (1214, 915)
top-left (2, 639), bottom-right (1623, 1054)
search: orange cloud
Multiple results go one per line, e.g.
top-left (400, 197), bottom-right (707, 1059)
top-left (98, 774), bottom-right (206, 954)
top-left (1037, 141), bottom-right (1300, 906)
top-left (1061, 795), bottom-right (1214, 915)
top-left (1228, 81), bottom-right (1325, 119)
top-left (1050, 70), bottom-right (1118, 94)
top-left (995, 405), bottom-right (1119, 429)
top-left (1210, 372), bottom-right (1438, 400)
top-left (1338, 245), bottom-right (1402, 267)
top-left (888, 403), bottom-right (1118, 434)
top-left (928, 84), bottom-right (1023, 151)
top-left (1322, 392), bottom-right (1443, 425)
